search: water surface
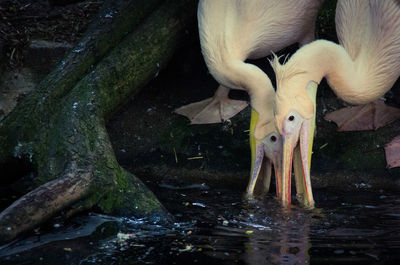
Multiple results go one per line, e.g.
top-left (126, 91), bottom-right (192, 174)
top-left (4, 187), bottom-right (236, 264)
top-left (1, 180), bottom-right (400, 265)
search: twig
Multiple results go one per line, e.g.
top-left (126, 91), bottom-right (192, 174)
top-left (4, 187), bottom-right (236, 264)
top-left (187, 156), bottom-right (203, 160)
top-left (173, 148), bottom-right (178, 163)
top-left (7, 14), bottom-right (62, 22)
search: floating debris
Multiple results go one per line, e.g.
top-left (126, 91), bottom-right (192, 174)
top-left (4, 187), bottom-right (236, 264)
top-left (192, 202), bottom-right (206, 208)
top-left (238, 221), bottom-right (271, 231)
top-left (179, 244), bottom-right (193, 252)
top-left (72, 48), bottom-right (84, 53)
top-left (159, 183), bottom-right (209, 190)
top-left (104, 10), bottom-right (117, 19)
top-left (173, 147), bottom-right (178, 163)
top-left (319, 143), bottom-right (328, 149)
top-left (354, 182), bottom-right (372, 189)
top-left (117, 232), bottom-right (135, 242)
top-left (187, 156), bottom-right (203, 160)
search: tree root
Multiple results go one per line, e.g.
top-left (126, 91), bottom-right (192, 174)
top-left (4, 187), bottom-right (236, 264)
top-left (0, 163), bottom-right (93, 244)
top-left (0, 0), bottom-right (196, 244)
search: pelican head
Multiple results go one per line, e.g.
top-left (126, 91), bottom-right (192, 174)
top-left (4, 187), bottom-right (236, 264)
top-left (271, 56), bottom-right (318, 207)
top-left (247, 108), bottom-right (283, 199)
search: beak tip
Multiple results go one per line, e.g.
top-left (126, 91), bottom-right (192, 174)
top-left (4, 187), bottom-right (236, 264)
top-left (306, 200), bottom-right (315, 209)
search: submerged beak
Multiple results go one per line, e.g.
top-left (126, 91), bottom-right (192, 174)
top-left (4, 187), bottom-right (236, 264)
top-left (272, 148), bottom-right (283, 200)
top-left (248, 141), bottom-right (282, 196)
top-left (296, 81), bottom-right (318, 208)
top-left (281, 118), bottom-right (315, 208)
top-left (294, 119), bottom-right (315, 208)
top-left (297, 119), bottom-right (315, 208)
top-left (247, 108), bottom-right (281, 196)
top-left (247, 139), bottom-right (265, 195)
top-left (280, 81), bottom-right (318, 208)
top-left (281, 130), bottom-right (298, 207)
top-left (247, 108), bottom-right (266, 195)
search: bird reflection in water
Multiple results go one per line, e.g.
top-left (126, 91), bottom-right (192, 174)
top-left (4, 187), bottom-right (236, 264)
top-left (242, 198), bottom-right (316, 265)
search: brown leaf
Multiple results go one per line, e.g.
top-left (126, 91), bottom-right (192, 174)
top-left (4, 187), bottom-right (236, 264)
top-left (385, 136), bottom-right (400, 168)
top-left (324, 100), bottom-right (400, 131)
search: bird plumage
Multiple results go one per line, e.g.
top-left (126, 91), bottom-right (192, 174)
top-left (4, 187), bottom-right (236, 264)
top-left (338, 0), bottom-right (400, 99)
top-left (197, 0), bottom-right (324, 137)
top-left (273, 0), bottom-right (400, 107)
top-left (272, 0), bottom-right (400, 207)
top-left (198, 0), bottom-right (323, 90)
top-left (177, 0), bottom-right (324, 200)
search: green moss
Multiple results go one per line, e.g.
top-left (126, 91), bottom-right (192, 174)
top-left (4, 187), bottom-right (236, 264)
top-left (314, 120), bottom-right (399, 173)
top-left (159, 118), bottom-right (191, 152)
top-left (83, 162), bottom-right (165, 217)
top-left (0, 0), bottom-right (166, 164)
top-left (340, 146), bottom-right (385, 170)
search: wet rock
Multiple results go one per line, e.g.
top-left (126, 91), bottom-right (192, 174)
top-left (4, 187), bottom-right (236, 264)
top-left (0, 40), bottom-right (73, 117)
top-left (23, 40), bottom-right (72, 77)
top-left (0, 69), bottom-right (36, 118)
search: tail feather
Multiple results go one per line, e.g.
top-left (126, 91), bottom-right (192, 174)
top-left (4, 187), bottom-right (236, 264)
top-left (337, 0), bottom-right (400, 89)
top-left (364, 0), bottom-right (400, 88)
top-left (335, 0), bottom-right (369, 60)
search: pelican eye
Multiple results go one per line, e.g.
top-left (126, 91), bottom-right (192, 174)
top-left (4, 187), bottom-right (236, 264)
top-left (288, 115), bottom-right (295, 121)
top-left (270, 135), bottom-right (277, 142)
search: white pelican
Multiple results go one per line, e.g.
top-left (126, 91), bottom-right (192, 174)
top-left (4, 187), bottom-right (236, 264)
top-left (175, 0), bottom-right (324, 202)
top-left (271, 0), bottom-right (400, 206)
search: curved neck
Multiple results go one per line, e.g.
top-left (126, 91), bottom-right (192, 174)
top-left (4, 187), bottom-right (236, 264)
top-left (221, 60), bottom-right (275, 124)
top-left (289, 40), bottom-right (385, 104)
top-left (237, 62), bottom-right (275, 123)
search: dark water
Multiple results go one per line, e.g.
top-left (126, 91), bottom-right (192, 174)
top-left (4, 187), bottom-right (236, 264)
top-left (1, 182), bottom-right (400, 265)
